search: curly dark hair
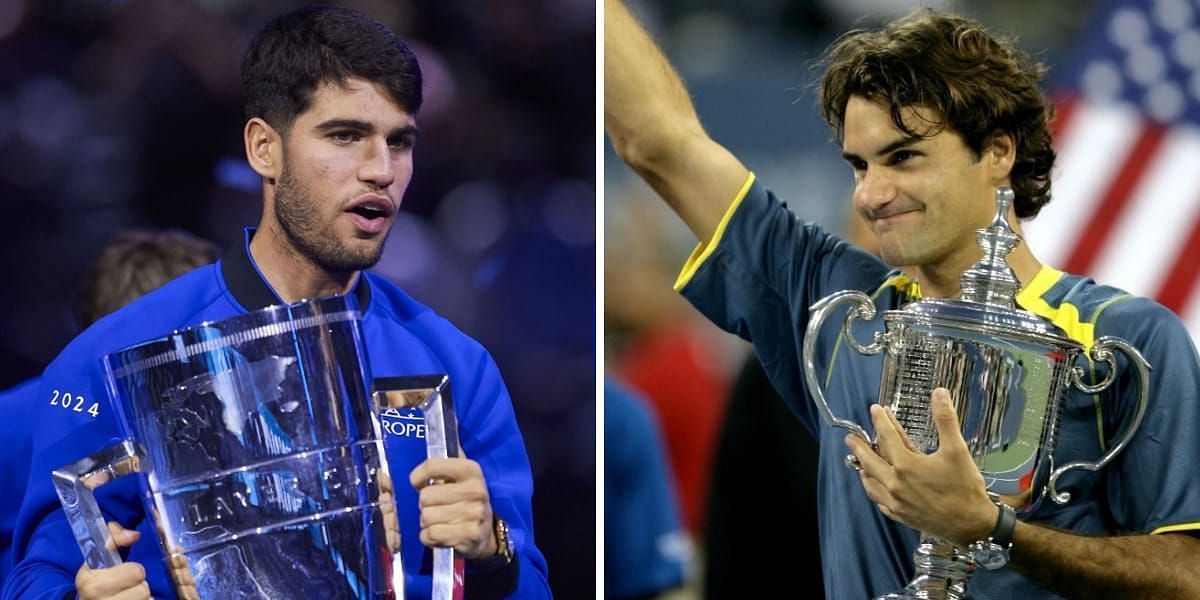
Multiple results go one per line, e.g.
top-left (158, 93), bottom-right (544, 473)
top-left (818, 8), bottom-right (1055, 219)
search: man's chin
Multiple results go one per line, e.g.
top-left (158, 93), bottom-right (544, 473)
top-left (316, 241), bottom-right (386, 273)
top-left (878, 246), bottom-right (911, 268)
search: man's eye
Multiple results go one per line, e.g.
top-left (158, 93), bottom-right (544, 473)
top-left (332, 131), bottom-right (361, 143)
top-left (888, 150), bottom-right (916, 165)
top-left (389, 137), bottom-right (414, 151)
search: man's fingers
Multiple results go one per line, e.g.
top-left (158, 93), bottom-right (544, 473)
top-left (930, 388), bottom-right (969, 454)
top-left (869, 404), bottom-right (910, 464)
top-left (417, 478), bottom-right (490, 510)
top-left (418, 500), bottom-right (489, 530)
top-left (418, 521), bottom-right (489, 557)
top-left (882, 404), bottom-right (920, 453)
top-left (108, 581), bottom-right (152, 600)
top-left (844, 432), bottom-right (891, 481)
top-left (106, 521), bottom-right (141, 549)
top-left (409, 457), bottom-right (482, 490)
top-left (76, 561), bottom-right (148, 600)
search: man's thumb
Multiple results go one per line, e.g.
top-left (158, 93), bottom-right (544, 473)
top-left (106, 521), bottom-right (141, 549)
top-left (931, 388), bottom-right (962, 444)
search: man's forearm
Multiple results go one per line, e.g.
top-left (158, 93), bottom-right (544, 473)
top-left (603, 0), bottom-right (747, 243)
top-left (603, 0), bottom-right (700, 171)
top-left (1010, 522), bottom-right (1200, 598)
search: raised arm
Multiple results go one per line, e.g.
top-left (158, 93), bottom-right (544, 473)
top-left (603, 0), bottom-right (749, 242)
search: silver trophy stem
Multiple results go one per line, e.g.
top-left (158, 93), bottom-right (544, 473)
top-left (373, 375), bottom-right (464, 600)
top-left (877, 534), bottom-right (972, 600)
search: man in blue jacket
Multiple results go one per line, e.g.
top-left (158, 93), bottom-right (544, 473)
top-left (5, 5), bottom-right (549, 599)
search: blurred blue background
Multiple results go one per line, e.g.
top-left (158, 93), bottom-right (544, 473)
top-left (0, 0), bottom-right (595, 597)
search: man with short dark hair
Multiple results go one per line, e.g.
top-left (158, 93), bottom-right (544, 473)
top-left (6, 6), bottom-right (549, 599)
top-left (605, 1), bottom-right (1200, 598)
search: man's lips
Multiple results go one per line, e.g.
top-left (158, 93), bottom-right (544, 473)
top-left (345, 194), bottom-right (396, 219)
top-left (345, 194), bottom-right (396, 234)
top-left (870, 208), bottom-right (920, 231)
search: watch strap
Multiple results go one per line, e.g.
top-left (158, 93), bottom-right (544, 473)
top-left (992, 501), bottom-right (1016, 548)
top-left (468, 515), bottom-right (515, 572)
top-left (465, 515), bottom-right (520, 598)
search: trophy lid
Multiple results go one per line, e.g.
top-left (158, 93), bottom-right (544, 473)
top-left (960, 187), bottom-right (1021, 309)
top-left (889, 187), bottom-right (1079, 349)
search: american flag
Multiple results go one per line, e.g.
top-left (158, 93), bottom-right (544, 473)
top-left (1022, 0), bottom-right (1200, 347)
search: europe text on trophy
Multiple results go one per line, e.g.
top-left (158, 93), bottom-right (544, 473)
top-left (52, 295), bottom-right (464, 599)
top-left (802, 187), bottom-right (1150, 600)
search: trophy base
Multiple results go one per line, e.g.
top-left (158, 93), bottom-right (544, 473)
top-left (874, 579), bottom-right (967, 600)
top-left (874, 535), bottom-right (973, 600)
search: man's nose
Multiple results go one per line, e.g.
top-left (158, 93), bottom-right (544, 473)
top-left (359, 138), bottom-right (395, 188)
top-left (855, 167), bottom-right (896, 211)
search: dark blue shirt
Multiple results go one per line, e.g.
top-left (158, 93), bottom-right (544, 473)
top-left (677, 173), bottom-right (1200, 599)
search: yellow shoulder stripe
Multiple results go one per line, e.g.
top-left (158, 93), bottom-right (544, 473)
top-left (1152, 522), bottom-right (1200, 535)
top-left (673, 172), bottom-right (757, 292)
top-left (879, 273), bottom-right (922, 300)
top-left (1015, 265), bottom-right (1097, 351)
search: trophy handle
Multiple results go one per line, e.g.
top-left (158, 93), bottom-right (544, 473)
top-left (51, 440), bottom-right (147, 569)
top-left (374, 375), bottom-right (464, 600)
top-left (804, 290), bottom-right (886, 455)
top-left (1049, 336), bottom-right (1152, 504)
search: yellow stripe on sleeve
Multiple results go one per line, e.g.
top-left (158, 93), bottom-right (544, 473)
top-left (1151, 522), bottom-right (1200, 535)
top-left (673, 172), bottom-right (758, 292)
top-left (1015, 265), bottom-right (1098, 351)
top-left (879, 273), bottom-right (922, 300)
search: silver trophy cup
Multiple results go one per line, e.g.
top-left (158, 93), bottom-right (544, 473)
top-left (802, 188), bottom-right (1150, 600)
top-left (52, 295), bottom-right (464, 599)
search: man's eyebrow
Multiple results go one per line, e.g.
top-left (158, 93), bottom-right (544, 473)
top-left (841, 134), bottom-right (923, 163)
top-left (315, 119), bottom-right (419, 141)
top-left (387, 124), bottom-right (419, 140)
top-left (315, 118), bottom-right (375, 133)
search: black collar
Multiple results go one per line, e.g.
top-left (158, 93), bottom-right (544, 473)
top-left (220, 227), bottom-right (372, 311)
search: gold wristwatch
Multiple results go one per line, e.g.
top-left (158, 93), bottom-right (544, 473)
top-left (493, 515), bottom-right (515, 565)
top-left (470, 514), bottom-right (514, 572)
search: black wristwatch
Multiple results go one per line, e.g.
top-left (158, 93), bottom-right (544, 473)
top-left (969, 501), bottom-right (1016, 570)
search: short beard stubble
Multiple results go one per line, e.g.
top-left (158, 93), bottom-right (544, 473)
top-left (273, 163), bottom-right (387, 273)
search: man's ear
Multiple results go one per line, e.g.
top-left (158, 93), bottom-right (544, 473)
top-left (244, 118), bottom-right (282, 181)
top-left (984, 129), bottom-right (1017, 183)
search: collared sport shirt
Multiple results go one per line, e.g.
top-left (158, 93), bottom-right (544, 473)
top-left (677, 173), bottom-right (1200, 599)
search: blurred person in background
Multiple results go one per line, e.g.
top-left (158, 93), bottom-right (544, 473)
top-left (6, 6), bottom-right (553, 599)
top-left (0, 229), bottom-right (219, 593)
top-left (606, 0), bottom-right (1200, 598)
top-left (604, 375), bottom-right (692, 600)
top-left (605, 191), bottom-right (736, 547)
